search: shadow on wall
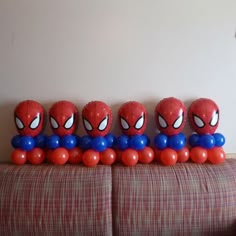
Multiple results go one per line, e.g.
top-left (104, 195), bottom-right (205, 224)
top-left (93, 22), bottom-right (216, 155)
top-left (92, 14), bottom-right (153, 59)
top-left (0, 101), bottom-right (18, 162)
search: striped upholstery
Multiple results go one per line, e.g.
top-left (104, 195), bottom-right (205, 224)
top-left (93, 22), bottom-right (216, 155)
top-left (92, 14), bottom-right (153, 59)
top-left (1, 160), bottom-right (236, 235)
top-left (0, 164), bottom-right (112, 236)
top-left (112, 160), bottom-right (236, 236)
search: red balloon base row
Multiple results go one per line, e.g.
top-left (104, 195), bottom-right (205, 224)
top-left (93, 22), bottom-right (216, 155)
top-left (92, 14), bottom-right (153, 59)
top-left (155, 147), bottom-right (225, 165)
top-left (11, 146), bottom-right (226, 167)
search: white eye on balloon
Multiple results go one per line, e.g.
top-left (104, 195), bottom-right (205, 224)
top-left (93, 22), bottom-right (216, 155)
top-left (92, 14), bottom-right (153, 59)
top-left (210, 111), bottom-right (219, 127)
top-left (173, 114), bottom-right (184, 129)
top-left (193, 115), bottom-right (205, 128)
top-left (15, 116), bottom-right (24, 130)
top-left (120, 117), bottom-right (130, 130)
top-left (30, 113), bottom-right (41, 129)
top-left (64, 114), bottom-right (74, 129)
top-left (134, 114), bottom-right (145, 130)
top-left (50, 117), bottom-right (59, 129)
top-left (158, 115), bottom-right (168, 128)
top-left (83, 118), bottom-right (93, 131)
top-left (98, 116), bottom-right (109, 131)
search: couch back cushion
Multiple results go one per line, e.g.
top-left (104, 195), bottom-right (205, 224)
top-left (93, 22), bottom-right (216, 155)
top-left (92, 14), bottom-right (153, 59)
top-left (112, 159), bottom-right (236, 235)
top-left (0, 164), bottom-right (112, 236)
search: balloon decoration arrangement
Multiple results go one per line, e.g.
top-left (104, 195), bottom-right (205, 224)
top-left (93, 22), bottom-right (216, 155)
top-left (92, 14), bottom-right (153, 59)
top-left (115, 101), bottom-right (154, 166)
top-left (10, 98), bottom-right (226, 166)
top-left (11, 100), bottom-right (47, 164)
top-left (80, 101), bottom-right (116, 167)
top-left (188, 98), bottom-right (226, 164)
top-left (154, 97), bottom-right (189, 166)
top-left (46, 100), bottom-right (81, 165)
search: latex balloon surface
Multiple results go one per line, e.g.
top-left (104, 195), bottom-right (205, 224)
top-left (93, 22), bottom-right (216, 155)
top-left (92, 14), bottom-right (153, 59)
top-left (119, 101), bottom-right (147, 136)
top-left (82, 101), bottom-right (112, 137)
top-left (14, 100), bottom-right (44, 137)
top-left (49, 100), bottom-right (78, 136)
top-left (189, 98), bottom-right (219, 135)
top-left (155, 97), bottom-right (186, 136)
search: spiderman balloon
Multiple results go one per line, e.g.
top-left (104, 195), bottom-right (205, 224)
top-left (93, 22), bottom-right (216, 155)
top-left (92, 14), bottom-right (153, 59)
top-left (188, 98), bottom-right (226, 164)
top-left (46, 100), bottom-right (82, 165)
top-left (154, 97), bottom-right (189, 166)
top-left (11, 100), bottom-right (46, 165)
top-left (116, 101), bottom-right (154, 166)
top-left (80, 101), bottom-right (116, 167)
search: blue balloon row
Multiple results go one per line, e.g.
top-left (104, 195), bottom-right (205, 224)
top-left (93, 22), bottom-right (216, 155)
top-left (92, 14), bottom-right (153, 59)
top-left (11, 132), bottom-right (225, 152)
top-left (11, 134), bottom-right (114, 152)
top-left (189, 133), bottom-right (225, 149)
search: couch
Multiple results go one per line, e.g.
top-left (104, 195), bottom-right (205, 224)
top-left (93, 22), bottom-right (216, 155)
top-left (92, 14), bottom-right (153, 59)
top-left (0, 159), bottom-right (236, 236)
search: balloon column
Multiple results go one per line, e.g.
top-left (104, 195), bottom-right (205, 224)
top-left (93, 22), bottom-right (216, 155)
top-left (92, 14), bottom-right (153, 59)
top-left (11, 100), bottom-right (46, 164)
top-left (80, 101), bottom-right (116, 167)
top-left (154, 97), bottom-right (189, 166)
top-left (46, 100), bottom-right (81, 165)
top-left (116, 101), bottom-right (154, 166)
top-left (188, 98), bottom-right (226, 164)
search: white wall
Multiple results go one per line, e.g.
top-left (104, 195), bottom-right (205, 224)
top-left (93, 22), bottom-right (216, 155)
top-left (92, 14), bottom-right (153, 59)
top-left (0, 0), bottom-right (236, 162)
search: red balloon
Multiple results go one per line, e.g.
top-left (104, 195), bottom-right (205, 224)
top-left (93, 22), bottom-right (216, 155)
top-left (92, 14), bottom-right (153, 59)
top-left (138, 146), bottom-right (154, 164)
top-left (118, 101), bottom-right (147, 136)
top-left (208, 147), bottom-right (226, 164)
top-left (68, 147), bottom-right (83, 164)
top-left (160, 148), bottom-right (178, 166)
top-left (82, 150), bottom-right (100, 167)
top-left (11, 149), bottom-right (27, 165)
top-left (121, 149), bottom-right (139, 166)
top-left (100, 148), bottom-right (116, 165)
top-left (177, 147), bottom-right (190, 163)
top-left (82, 101), bottom-right (112, 137)
top-left (49, 101), bottom-right (78, 136)
top-left (14, 100), bottom-right (44, 137)
top-left (189, 98), bottom-right (219, 135)
top-left (155, 97), bottom-right (186, 136)
top-left (27, 148), bottom-right (45, 165)
top-left (50, 148), bottom-right (69, 165)
top-left (190, 147), bottom-right (208, 164)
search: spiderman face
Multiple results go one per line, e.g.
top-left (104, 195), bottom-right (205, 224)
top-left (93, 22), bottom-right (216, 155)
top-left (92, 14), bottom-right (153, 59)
top-left (119, 101), bottom-right (147, 136)
top-left (155, 97), bottom-right (186, 136)
top-left (82, 101), bottom-right (112, 137)
top-left (14, 100), bottom-right (44, 137)
top-left (189, 98), bottom-right (219, 134)
top-left (49, 101), bottom-right (78, 136)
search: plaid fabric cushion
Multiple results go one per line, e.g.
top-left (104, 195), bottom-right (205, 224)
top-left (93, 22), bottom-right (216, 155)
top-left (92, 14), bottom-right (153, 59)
top-left (0, 164), bottom-right (112, 236)
top-left (112, 159), bottom-right (236, 236)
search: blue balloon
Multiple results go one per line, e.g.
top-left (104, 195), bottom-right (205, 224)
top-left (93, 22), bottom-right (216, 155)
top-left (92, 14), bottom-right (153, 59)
top-left (154, 133), bottom-right (168, 150)
top-left (20, 136), bottom-right (35, 151)
top-left (189, 133), bottom-right (200, 147)
top-left (129, 135), bottom-right (147, 150)
top-left (199, 134), bottom-right (215, 149)
top-left (168, 133), bottom-right (186, 151)
top-left (105, 133), bottom-right (116, 148)
top-left (91, 136), bottom-right (108, 152)
top-left (34, 134), bottom-right (47, 148)
top-left (46, 135), bottom-right (60, 149)
top-left (80, 135), bottom-right (92, 150)
top-left (60, 135), bottom-right (77, 150)
top-left (116, 135), bottom-right (129, 150)
top-left (213, 133), bottom-right (225, 147)
top-left (11, 135), bottom-right (21, 148)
